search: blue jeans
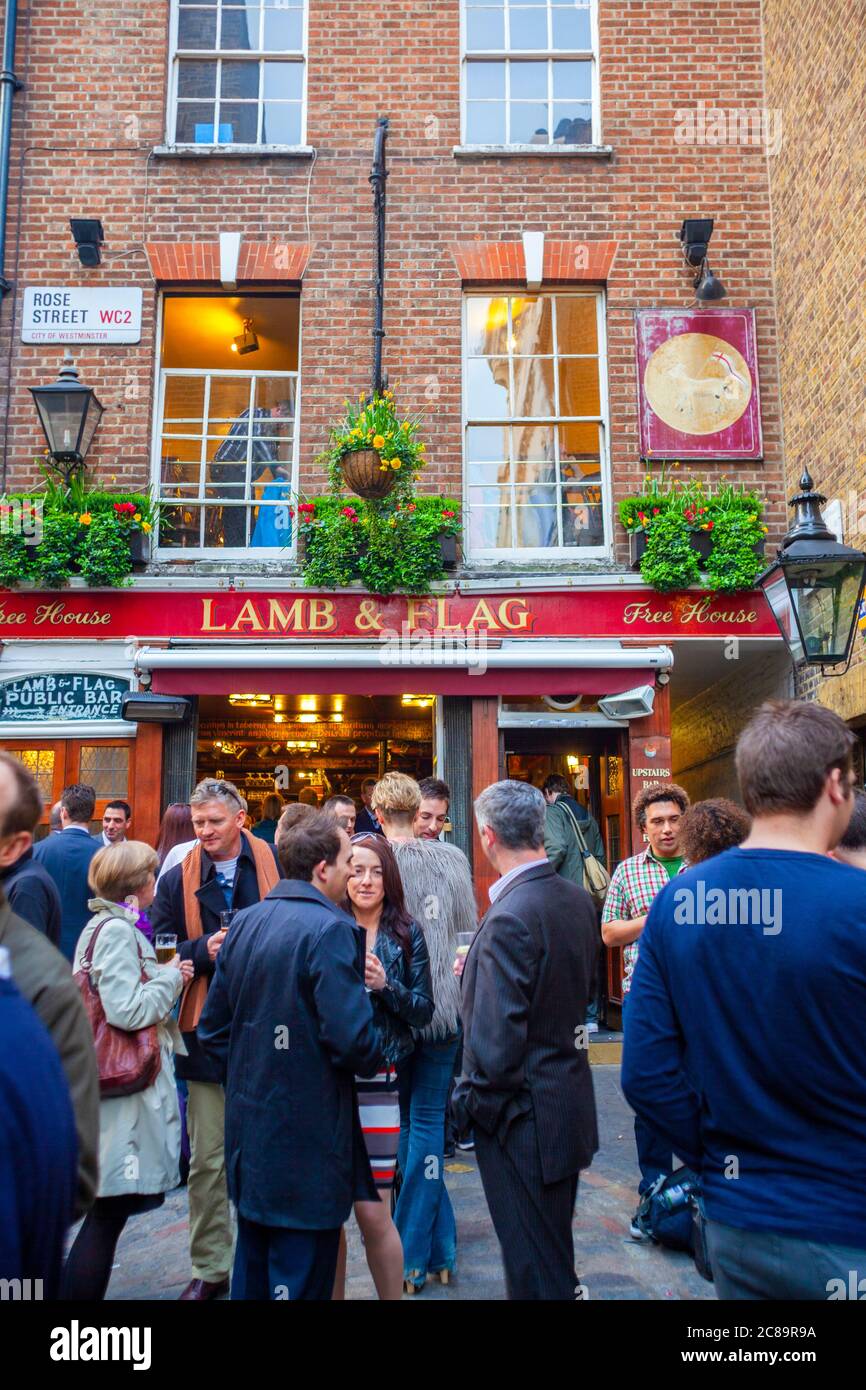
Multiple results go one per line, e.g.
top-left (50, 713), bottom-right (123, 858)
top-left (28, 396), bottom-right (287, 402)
top-left (395, 1038), bottom-right (459, 1283)
top-left (622, 993), bottom-right (674, 1195)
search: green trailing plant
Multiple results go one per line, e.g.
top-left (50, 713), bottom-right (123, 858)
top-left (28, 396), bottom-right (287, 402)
top-left (0, 460), bottom-right (157, 589)
top-left (78, 512), bottom-right (136, 588)
top-left (316, 388), bottom-right (428, 504)
top-left (36, 512), bottom-right (82, 589)
top-left (639, 511), bottom-right (702, 591)
top-left (297, 494), bottom-right (461, 595)
top-left (619, 467), bottom-right (769, 593)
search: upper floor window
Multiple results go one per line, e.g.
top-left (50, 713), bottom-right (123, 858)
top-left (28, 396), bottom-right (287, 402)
top-left (462, 0), bottom-right (598, 147)
top-left (463, 292), bottom-right (609, 557)
top-left (170, 1), bottom-right (306, 147)
top-left (155, 294), bottom-right (299, 555)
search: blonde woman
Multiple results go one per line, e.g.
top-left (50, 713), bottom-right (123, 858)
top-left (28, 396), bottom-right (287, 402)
top-left (371, 772), bottom-right (477, 1294)
top-left (63, 842), bottom-right (193, 1300)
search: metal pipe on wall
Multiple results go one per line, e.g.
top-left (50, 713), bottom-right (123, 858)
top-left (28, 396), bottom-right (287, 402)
top-left (0, 0), bottom-right (20, 299)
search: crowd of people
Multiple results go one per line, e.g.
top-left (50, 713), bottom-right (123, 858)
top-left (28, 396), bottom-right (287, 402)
top-left (3, 695), bottom-right (866, 1303)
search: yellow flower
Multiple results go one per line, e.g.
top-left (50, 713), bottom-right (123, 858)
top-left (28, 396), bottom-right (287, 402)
top-left (389, 518), bottom-right (397, 527)
top-left (142, 521), bottom-right (152, 534)
top-left (390, 459), bottom-right (402, 470)
top-left (133, 512), bottom-right (142, 523)
top-left (419, 443), bottom-right (426, 452)
top-left (747, 513), bottom-right (757, 522)
top-left (373, 435), bottom-right (385, 449)
top-left (111, 474), bottom-right (117, 483)
top-left (78, 512), bottom-right (92, 526)
top-left (379, 463), bottom-right (389, 471)
top-left (761, 526), bottom-right (769, 534)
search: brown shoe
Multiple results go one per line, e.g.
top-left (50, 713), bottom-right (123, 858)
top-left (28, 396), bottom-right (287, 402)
top-left (178, 1277), bottom-right (229, 1301)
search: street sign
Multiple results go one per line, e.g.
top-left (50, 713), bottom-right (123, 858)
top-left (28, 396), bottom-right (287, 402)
top-left (21, 287), bottom-right (143, 344)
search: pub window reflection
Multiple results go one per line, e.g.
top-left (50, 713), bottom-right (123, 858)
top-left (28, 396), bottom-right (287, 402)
top-left (157, 294), bottom-right (299, 553)
top-left (464, 293), bottom-right (608, 556)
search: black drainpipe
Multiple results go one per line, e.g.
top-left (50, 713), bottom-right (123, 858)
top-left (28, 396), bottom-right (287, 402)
top-left (369, 115), bottom-right (389, 397)
top-left (0, 0), bottom-right (21, 299)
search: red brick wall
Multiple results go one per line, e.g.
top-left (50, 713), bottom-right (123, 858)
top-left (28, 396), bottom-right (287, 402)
top-left (0, 0), bottom-right (787, 560)
top-left (762, 0), bottom-right (866, 724)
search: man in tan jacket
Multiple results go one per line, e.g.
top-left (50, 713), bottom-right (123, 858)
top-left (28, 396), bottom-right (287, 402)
top-left (0, 753), bottom-right (99, 1217)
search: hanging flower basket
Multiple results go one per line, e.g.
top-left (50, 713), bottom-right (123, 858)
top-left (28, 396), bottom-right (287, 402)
top-left (340, 449), bottom-right (398, 500)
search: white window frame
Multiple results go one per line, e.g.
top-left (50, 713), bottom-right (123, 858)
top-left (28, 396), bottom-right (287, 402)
top-left (151, 291), bottom-right (302, 560)
top-left (166, 0), bottom-right (309, 150)
top-left (461, 288), bottom-right (612, 562)
top-left (459, 0), bottom-right (601, 149)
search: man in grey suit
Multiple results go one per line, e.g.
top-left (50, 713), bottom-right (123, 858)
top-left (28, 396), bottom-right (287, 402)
top-left (452, 779), bottom-right (599, 1300)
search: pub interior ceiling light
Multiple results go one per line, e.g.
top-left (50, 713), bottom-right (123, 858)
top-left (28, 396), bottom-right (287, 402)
top-left (228, 692), bottom-right (272, 707)
top-left (401, 694), bottom-right (435, 707)
top-left (70, 218), bottom-right (105, 267)
top-left (231, 317), bottom-right (259, 355)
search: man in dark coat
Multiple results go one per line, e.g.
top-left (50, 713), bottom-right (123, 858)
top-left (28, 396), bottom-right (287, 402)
top-left (452, 779), bottom-right (599, 1300)
top-left (33, 782), bottom-right (100, 961)
top-left (0, 753), bottom-right (98, 1217)
top-left (199, 812), bottom-right (382, 1301)
top-left (149, 777), bottom-right (282, 1302)
top-left (0, 752), bottom-right (61, 947)
top-left (0, 960), bottom-right (78, 1301)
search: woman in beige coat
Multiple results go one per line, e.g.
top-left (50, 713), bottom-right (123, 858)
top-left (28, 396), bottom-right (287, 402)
top-left (63, 841), bottom-right (193, 1300)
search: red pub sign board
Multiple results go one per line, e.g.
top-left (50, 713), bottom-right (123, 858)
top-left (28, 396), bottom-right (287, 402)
top-left (0, 589), bottom-right (778, 641)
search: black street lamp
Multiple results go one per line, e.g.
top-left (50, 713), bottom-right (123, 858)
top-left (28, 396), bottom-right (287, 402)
top-left (758, 469), bottom-right (866, 670)
top-left (29, 352), bottom-right (104, 477)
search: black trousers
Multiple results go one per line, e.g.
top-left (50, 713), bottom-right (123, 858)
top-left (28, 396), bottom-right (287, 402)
top-left (231, 1217), bottom-right (341, 1301)
top-left (475, 1113), bottom-right (579, 1300)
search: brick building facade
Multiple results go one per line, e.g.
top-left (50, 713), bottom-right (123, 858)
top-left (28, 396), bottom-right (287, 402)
top-left (0, 1), bottom-right (801, 1003)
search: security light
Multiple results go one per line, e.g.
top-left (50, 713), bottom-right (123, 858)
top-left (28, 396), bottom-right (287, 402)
top-left (70, 218), bottom-right (105, 267)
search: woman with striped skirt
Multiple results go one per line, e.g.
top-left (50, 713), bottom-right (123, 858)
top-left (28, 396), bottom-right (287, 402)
top-left (333, 834), bottom-right (433, 1300)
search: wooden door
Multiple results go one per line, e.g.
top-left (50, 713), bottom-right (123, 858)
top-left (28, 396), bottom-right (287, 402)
top-left (0, 730), bottom-right (162, 845)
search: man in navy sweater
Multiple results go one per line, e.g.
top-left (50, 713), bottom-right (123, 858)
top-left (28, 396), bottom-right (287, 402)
top-left (622, 698), bottom-right (866, 1300)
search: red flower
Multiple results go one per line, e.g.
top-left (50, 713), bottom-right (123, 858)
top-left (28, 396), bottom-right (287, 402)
top-left (405, 503), bottom-right (417, 513)
top-left (441, 509), bottom-right (456, 519)
top-left (706, 520), bottom-right (714, 530)
top-left (637, 511), bottom-right (647, 521)
top-left (652, 507), bottom-right (660, 515)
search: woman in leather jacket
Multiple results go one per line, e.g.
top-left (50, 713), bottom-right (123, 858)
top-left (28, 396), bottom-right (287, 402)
top-left (332, 833), bottom-right (433, 1300)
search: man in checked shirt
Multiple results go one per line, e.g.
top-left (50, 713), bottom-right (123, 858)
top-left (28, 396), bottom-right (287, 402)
top-left (602, 780), bottom-right (690, 1238)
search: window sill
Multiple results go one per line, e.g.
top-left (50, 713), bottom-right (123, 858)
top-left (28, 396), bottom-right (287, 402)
top-left (151, 144), bottom-right (316, 160)
top-left (453, 143), bottom-right (613, 160)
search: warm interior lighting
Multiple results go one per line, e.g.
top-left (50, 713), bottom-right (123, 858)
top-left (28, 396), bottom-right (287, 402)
top-left (228, 693), bottom-right (272, 707)
top-left (298, 713), bottom-right (317, 723)
top-left (401, 694), bottom-right (434, 708)
top-left (299, 696), bottom-right (317, 712)
top-left (329, 713), bottom-right (344, 723)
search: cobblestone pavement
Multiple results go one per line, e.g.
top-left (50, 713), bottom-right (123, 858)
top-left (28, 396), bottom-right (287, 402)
top-left (98, 1065), bottom-right (713, 1302)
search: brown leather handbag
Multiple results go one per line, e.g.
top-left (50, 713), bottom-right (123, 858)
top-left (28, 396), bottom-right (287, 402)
top-left (75, 917), bottom-right (162, 1098)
